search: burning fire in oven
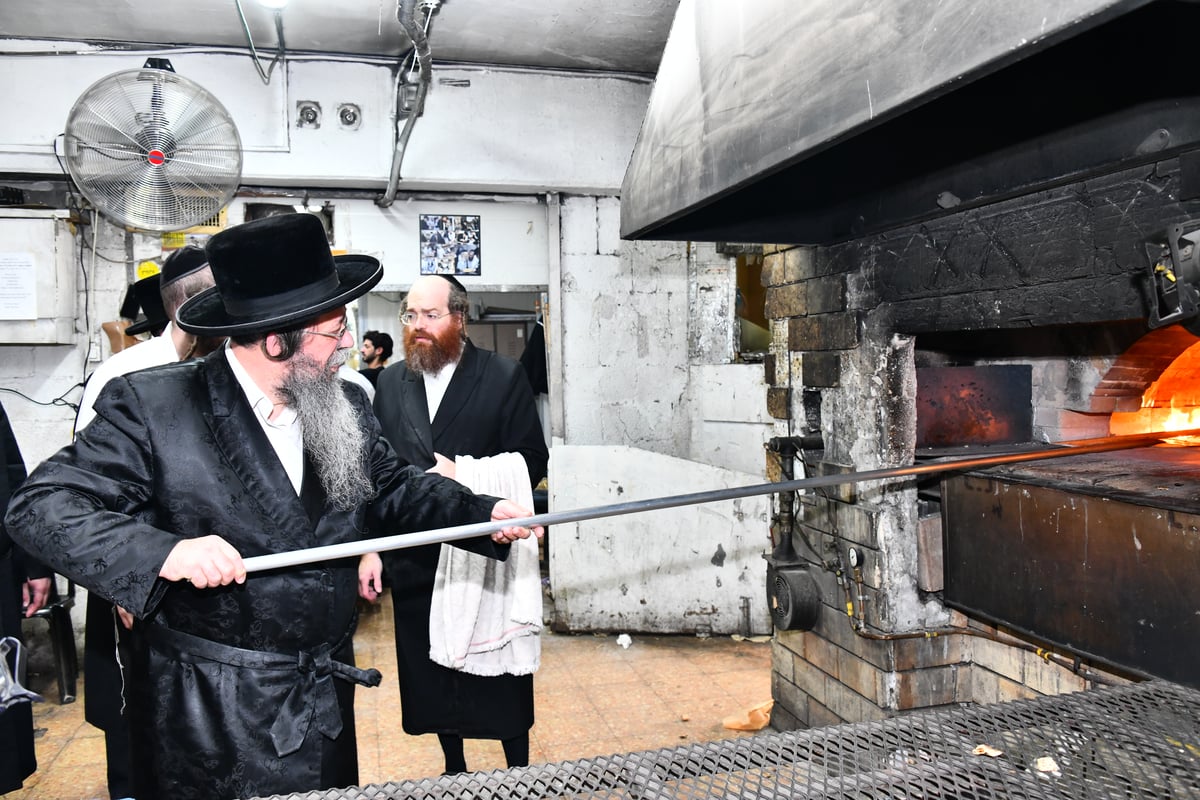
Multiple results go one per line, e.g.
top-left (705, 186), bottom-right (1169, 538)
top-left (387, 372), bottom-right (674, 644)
top-left (1109, 335), bottom-right (1200, 445)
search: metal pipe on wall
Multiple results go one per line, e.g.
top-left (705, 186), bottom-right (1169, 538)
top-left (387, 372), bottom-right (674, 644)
top-left (377, 0), bottom-right (434, 207)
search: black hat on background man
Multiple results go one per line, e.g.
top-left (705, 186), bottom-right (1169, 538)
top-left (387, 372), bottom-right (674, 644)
top-left (160, 244), bottom-right (210, 287)
top-left (123, 274), bottom-right (166, 337)
top-left (125, 246), bottom-right (213, 337)
top-left (176, 213), bottom-right (382, 337)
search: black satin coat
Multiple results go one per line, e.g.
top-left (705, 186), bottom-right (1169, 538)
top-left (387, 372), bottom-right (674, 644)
top-left (0, 401), bottom-right (47, 795)
top-left (5, 352), bottom-right (503, 800)
top-left (373, 342), bottom-right (549, 739)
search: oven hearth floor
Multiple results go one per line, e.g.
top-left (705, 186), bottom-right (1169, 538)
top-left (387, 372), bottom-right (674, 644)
top-left (971, 444), bottom-right (1200, 511)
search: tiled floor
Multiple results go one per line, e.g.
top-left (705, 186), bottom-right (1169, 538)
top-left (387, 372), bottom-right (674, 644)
top-left (10, 591), bottom-right (774, 799)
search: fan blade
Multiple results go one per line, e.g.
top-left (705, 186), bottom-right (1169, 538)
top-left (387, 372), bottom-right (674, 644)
top-left (67, 106), bottom-right (147, 154)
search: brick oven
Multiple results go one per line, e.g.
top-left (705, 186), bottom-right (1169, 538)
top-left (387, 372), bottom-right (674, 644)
top-left (620, 0), bottom-right (1200, 726)
top-left (755, 162), bottom-right (1200, 727)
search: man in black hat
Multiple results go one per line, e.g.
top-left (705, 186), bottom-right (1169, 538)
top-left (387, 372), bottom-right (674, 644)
top-left (5, 213), bottom-right (539, 800)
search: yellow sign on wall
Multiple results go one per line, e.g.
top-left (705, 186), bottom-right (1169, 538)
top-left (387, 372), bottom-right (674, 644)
top-left (160, 207), bottom-right (227, 254)
top-left (136, 261), bottom-right (161, 280)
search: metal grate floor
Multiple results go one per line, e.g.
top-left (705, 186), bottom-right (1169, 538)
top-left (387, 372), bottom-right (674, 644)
top-left (255, 680), bottom-right (1200, 800)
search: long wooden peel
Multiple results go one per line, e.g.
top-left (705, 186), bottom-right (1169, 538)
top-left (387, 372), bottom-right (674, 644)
top-left (242, 428), bottom-right (1200, 573)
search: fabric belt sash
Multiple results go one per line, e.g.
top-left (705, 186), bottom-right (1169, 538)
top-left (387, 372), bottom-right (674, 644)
top-left (145, 623), bottom-right (382, 757)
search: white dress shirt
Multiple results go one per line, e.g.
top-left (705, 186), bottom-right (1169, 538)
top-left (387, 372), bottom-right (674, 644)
top-left (76, 324), bottom-right (184, 433)
top-left (225, 346), bottom-right (304, 494)
top-left (422, 360), bottom-right (458, 422)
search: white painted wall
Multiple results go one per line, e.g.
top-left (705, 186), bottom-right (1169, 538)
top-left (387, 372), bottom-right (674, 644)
top-left (554, 197), bottom-right (771, 470)
top-left (549, 445), bottom-right (771, 634)
top-left (224, 194), bottom-right (550, 290)
top-left (0, 41), bottom-right (651, 193)
top-left (558, 196), bottom-right (693, 450)
top-left (547, 197), bottom-right (774, 632)
top-left (692, 363), bottom-right (773, 476)
top-left (0, 215), bottom-right (158, 469)
top-left (0, 39), bottom-right (779, 635)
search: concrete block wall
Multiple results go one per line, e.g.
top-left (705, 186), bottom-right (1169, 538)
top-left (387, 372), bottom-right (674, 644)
top-left (548, 445), bottom-right (772, 635)
top-left (557, 196), bottom-right (692, 452)
top-left (557, 198), bottom-right (773, 470)
top-left (547, 199), bottom-right (776, 633)
top-left (1, 214), bottom-right (156, 468)
top-left (688, 242), bottom-right (735, 365)
top-left (771, 604), bottom-right (1124, 729)
top-left (761, 241), bottom-right (1129, 730)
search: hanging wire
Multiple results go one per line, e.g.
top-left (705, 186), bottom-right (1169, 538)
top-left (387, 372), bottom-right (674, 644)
top-left (233, 0), bottom-right (287, 85)
top-left (403, 1), bottom-right (438, 78)
top-left (0, 385), bottom-right (83, 413)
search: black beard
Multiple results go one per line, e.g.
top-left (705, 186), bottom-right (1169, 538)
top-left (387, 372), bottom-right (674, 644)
top-left (277, 348), bottom-right (375, 511)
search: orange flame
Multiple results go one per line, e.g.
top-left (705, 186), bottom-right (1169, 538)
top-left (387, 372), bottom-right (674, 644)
top-left (1110, 341), bottom-right (1200, 445)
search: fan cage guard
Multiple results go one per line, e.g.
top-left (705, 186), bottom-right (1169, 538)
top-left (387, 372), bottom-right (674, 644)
top-left (63, 68), bottom-right (242, 232)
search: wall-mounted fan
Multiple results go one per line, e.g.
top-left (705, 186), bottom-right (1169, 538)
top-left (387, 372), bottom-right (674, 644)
top-left (63, 65), bottom-right (242, 232)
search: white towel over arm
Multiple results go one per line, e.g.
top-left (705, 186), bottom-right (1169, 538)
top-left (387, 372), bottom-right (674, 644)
top-left (428, 452), bottom-right (542, 676)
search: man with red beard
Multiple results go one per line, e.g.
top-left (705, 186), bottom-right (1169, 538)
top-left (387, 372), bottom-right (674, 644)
top-left (6, 215), bottom-right (539, 800)
top-left (362, 274), bottom-right (548, 774)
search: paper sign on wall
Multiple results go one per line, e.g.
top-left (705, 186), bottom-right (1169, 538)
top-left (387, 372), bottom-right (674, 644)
top-left (0, 252), bottom-right (37, 320)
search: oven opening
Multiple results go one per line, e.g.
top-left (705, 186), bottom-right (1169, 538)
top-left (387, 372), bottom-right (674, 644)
top-left (917, 323), bottom-right (1200, 686)
top-left (1107, 327), bottom-right (1200, 443)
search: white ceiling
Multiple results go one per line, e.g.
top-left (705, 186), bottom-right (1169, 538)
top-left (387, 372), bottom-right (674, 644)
top-left (0, 0), bottom-right (680, 76)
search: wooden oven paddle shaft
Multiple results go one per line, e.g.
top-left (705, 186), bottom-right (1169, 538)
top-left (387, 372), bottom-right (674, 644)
top-left (242, 428), bottom-right (1200, 573)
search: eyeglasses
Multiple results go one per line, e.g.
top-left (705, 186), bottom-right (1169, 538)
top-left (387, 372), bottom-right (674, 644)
top-left (400, 310), bottom-right (457, 326)
top-left (303, 322), bottom-right (349, 342)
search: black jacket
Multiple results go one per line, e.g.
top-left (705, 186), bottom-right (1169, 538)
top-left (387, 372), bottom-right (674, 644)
top-left (0, 401), bottom-right (47, 795)
top-left (5, 351), bottom-right (504, 800)
top-left (373, 341), bottom-right (549, 738)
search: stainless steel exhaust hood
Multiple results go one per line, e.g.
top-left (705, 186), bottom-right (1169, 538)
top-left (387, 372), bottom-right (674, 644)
top-left (619, 0), bottom-right (1200, 246)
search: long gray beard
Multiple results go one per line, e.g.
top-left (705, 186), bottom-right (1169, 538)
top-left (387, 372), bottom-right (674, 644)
top-left (278, 350), bottom-right (375, 511)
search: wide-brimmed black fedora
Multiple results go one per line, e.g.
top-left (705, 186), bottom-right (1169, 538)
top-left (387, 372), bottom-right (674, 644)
top-left (176, 213), bottom-right (382, 336)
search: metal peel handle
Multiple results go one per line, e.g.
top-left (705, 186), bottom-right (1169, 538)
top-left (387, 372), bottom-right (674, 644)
top-left (241, 429), bottom-right (1198, 573)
